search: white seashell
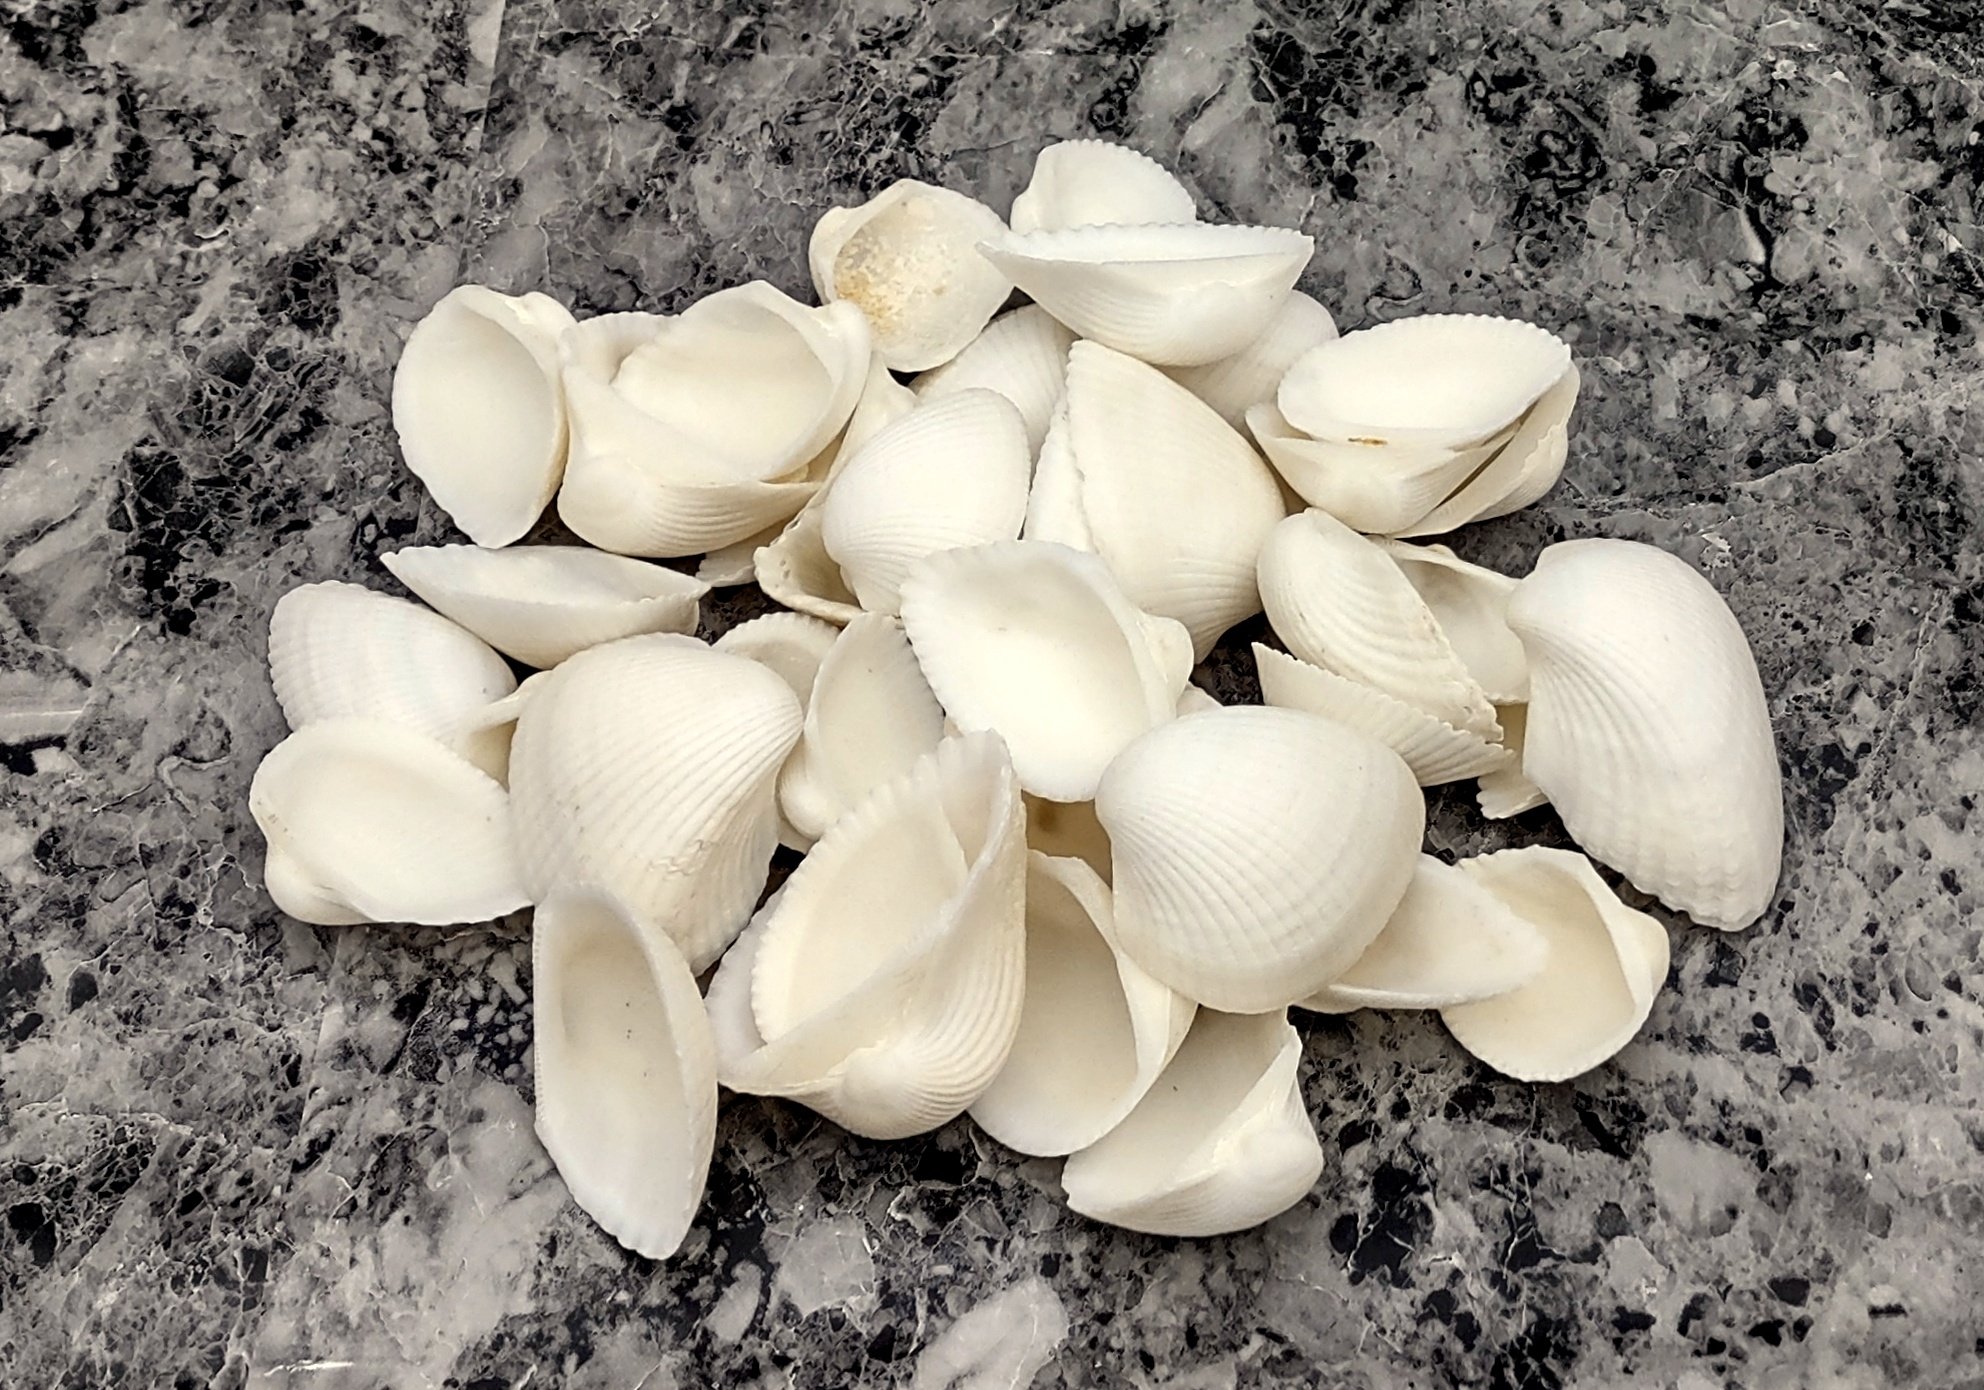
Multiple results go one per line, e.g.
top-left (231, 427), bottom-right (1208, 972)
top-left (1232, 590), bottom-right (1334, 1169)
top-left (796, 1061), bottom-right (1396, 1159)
top-left (531, 887), bottom-right (716, 1260)
top-left (1060, 1008), bottom-right (1322, 1238)
top-left (1023, 794), bottom-right (1112, 883)
top-left (1505, 539), bottom-right (1783, 930)
top-left (778, 613), bottom-right (947, 846)
top-left (899, 540), bottom-right (1192, 802)
top-left (911, 306), bottom-right (1075, 455)
top-left (380, 545), bottom-right (707, 670)
top-left (268, 581), bottom-right (518, 780)
top-left (695, 519), bottom-right (787, 587)
top-left (711, 611), bottom-right (841, 705)
top-left (1257, 509), bottom-right (1501, 739)
top-left (1476, 703), bottom-right (1548, 818)
top-left (1168, 291), bottom-right (1338, 430)
top-left (1245, 401), bottom-right (1510, 536)
top-left (709, 733), bottom-right (1028, 1140)
top-left (820, 389), bottom-right (1033, 615)
top-left (1393, 363), bottom-right (1580, 538)
top-left (809, 180), bottom-right (1014, 372)
top-left (1252, 644), bottom-right (1509, 787)
top-left (391, 285), bottom-right (578, 547)
top-left (1375, 539), bottom-right (1527, 703)
top-left (1096, 705), bottom-right (1424, 1013)
top-left (977, 223), bottom-right (1315, 366)
top-left (451, 670), bottom-right (554, 787)
top-left (970, 853), bottom-right (1195, 1157)
top-left (1441, 847), bottom-right (1671, 1082)
top-left (1007, 139), bottom-right (1198, 234)
top-left (1175, 683), bottom-right (1221, 716)
top-left (1298, 855), bottom-right (1548, 1013)
top-left (508, 634), bottom-right (803, 971)
top-left (250, 718), bottom-right (529, 926)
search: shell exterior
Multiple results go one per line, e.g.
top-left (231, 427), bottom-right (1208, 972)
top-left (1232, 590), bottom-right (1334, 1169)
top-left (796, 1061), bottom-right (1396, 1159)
top-left (977, 223), bottom-right (1315, 366)
top-left (899, 540), bottom-right (1192, 803)
top-left (391, 285), bottom-right (577, 547)
top-left (1441, 847), bottom-right (1671, 1082)
top-left (250, 718), bottom-right (530, 926)
top-left (1246, 401), bottom-right (1511, 536)
top-left (1476, 703), bottom-right (1549, 818)
top-left (809, 180), bottom-right (1013, 372)
top-left (695, 520), bottom-right (786, 587)
top-left (508, 634), bottom-right (803, 971)
top-left (709, 733), bottom-right (1028, 1140)
top-left (1298, 855), bottom-right (1548, 1013)
top-left (911, 306), bottom-right (1076, 455)
top-left (381, 545), bottom-right (708, 670)
top-left (1167, 291), bottom-right (1338, 430)
top-left (532, 887), bottom-right (716, 1260)
top-left (1375, 540), bottom-right (1527, 703)
top-left (1060, 1008), bottom-right (1322, 1238)
top-left (821, 389), bottom-right (1033, 615)
top-left (1007, 139), bottom-right (1198, 234)
top-left (1175, 683), bottom-right (1221, 716)
top-left (1023, 794), bottom-right (1112, 884)
top-left (712, 611), bottom-right (842, 705)
top-left (1395, 363), bottom-right (1580, 538)
top-left (1096, 705), bottom-right (1424, 1013)
top-left (1506, 539), bottom-right (1784, 930)
top-left (268, 581), bottom-right (518, 780)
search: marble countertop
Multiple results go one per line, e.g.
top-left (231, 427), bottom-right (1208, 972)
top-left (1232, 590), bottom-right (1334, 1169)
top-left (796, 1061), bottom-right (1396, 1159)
top-left (4, 0), bottom-right (1983, 1385)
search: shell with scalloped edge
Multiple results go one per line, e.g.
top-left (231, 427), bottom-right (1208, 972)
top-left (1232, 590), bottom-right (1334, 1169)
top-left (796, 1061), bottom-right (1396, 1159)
top-left (1007, 139), bottom-right (1198, 234)
top-left (911, 306), bottom-right (1075, 456)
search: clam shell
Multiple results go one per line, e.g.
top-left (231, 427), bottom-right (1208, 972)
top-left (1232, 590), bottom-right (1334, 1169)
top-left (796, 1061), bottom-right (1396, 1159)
top-left (1023, 794), bottom-right (1112, 884)
top-left (1393, 363), bottom-right (1580, 538)
top-left (1245, 401), bottom-right (1512, 536)
top-left (809, 180), bottom-right (1014, 371)
top-left (391, 285), bottom-right (577, 547)
top-left (1441, 847), bottom-right (1671, 1082)
top-left (977, 223), bottom-right (1314, 366)
top-left (970, 853), bottom-right (1195, 1157)
top-left (1375, 540), bottom-right (1527, 703)
top-left (1298, 855), bottom-right (1548, 1013)
top-left (911, 306), bottom-right (1075, 455)
top-left (1175, 682), bottom-right (1221, 716)
top-left (1476, 703), bottom-right (1549, 819)
top-left (709, 733), bottom-right (1028, 1140)
top-left (508, 634), bottom-right (803, 971)
top-left (1060, 1008), bottom-right (1323, 1238)
top-left (694, 519), bottom-right (786, 587)
top-left (532, 887), bottom-right (716, 1260)
top-left (1506, 539), bottom-right (1783, 930)
top-left (899, 540), bottom-right (1191, 803)
top-left (380, 545), bottom-right (707, 670)
top-left (1168, 291), bottom-right (1338, 430)
top-left (250, 718), bottom-right (529, 926)
top-left (711, 611), bottom-right (842, 704)
top-left (1007, 139), bottom-right (1198, 234)
top-left (1096, 705), bottom-right (1424, 1013)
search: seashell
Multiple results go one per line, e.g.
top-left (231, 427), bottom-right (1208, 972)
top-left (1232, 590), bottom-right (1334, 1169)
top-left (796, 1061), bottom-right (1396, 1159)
top-left (1441, 847), bottom-right (1671, 1082)
top-left (1257, 509), bottom-right (1501, 739)
top-left (1298, 855), bottom-right (1548, 1013)
top-left (1168, 291), bottom-right (1338, 430)
top-left (451, 670), bottom-right (554, 787)
top-left (1025, 341), bottom-right (1287, 658)
top-left (531, 887), bottom-right (716, 1260)
top-left (1007, 139), bottom-right (1198, 234)
top-left (1096, 705), bottom-right (1424, 1013)
top-left (911, 306), bottom-right (1075, 455)
top-left (1476, 703), bottom-right (1548, 818)
top-left (970, 853), bottom-right (1195, 1157)
top-left (820, 389), bottom-right (1033, 615)
top-left (778, 613), bottom-right (947, 847)
top-left (708, 733), bottom-right (1028, 1139)
top-left (1505, 539), bottom-right (1783, 930)
top-left (380, 544), bottom-right (707, 670)
top-left (711, 611), bottom-right (842, 705)
top-left (1393, 364), bottom-right (1580, 538)
top-left (1375, 539), bottom-right (1527, 703)
top-left (695, 519), bottom-right (787, 587)
top-left (899, 540), bottom-right (1192, 802)
top-left (391, 285), bottom-right (578, 547)
top-left (1253, 644), bottom-right (1508, 787)
top-left (977, 223), bottom-right (1315, 367)
top-left (250, 718), bottom-right (530, 926)
top-left (1059, 1008), bottom-right (1322, 1237)
top-left (1023, 794), bottom-right (1112, 883)
top-left (268, 581), bottom-right (518, 780)
top-left (508, 634), bottom-right (803, 971)
top-left (809, 180), bottom-right (1014, 372)
top-left (1175, 683), bottom-right (1221, 716)
top-left (1245, 401), bottom-right (1512, 536)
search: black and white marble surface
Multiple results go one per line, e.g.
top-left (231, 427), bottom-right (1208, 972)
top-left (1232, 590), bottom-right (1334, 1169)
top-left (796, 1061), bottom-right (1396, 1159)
top-left (4, 0), bottom-right (1983, 1384)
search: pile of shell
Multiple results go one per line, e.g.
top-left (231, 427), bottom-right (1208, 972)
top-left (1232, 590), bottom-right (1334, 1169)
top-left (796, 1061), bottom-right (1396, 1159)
top-left (249, 141), bottom-right (1783, 1257)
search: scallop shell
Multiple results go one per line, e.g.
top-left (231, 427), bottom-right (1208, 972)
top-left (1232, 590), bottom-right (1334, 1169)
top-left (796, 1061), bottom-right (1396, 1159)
top-left (1393, 363), bottom-right (1580, 538)
top-left (532, 887), bottom-right (716, 1261)
top-left (911, 306), bottom-right (1076, 455)
top-left (1007, 139), bottom-right (1198, 234)
top-left (810, 180), bottom-right (1014, 372)
top-left (1059, 1008), bottom-right (1323, 1238)
top-left (970, 853), bottom-right (1195, 1157)
top-left (507, 634), bottom-right (803, 971)
top-left (1505, 539), bottom-right (1783, 930)
top-left (1476, 703), bottom-right (1548, 818)
top-left (977, 223), bottom-right (1315, 366)
top-left (1168, 291), bottom-right (1338, 430)
top-left (1441, 847), bottom-right (1671, 1082)
top-left (898, 540), bottom-right (1192, 803)
top-left (268, 581), bottom-right (518, 780)
top-left (391, 285), bottom-right (577, 547)
top-left (1096, 705), bottom-right (1424, 1013)
top-left (1298, 855), bottom-right (1548, 1013)
top-left (708, 733), bottom-right (1028, 1140)
top-left (1023, 794), bottom-right (1112, 884)
top-left (250, 718), bottom-right (530, 926)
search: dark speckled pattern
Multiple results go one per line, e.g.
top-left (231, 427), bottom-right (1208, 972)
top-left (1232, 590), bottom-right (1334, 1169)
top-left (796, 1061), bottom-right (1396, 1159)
top-left (4, 0), bottom-right (1983, 1385)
